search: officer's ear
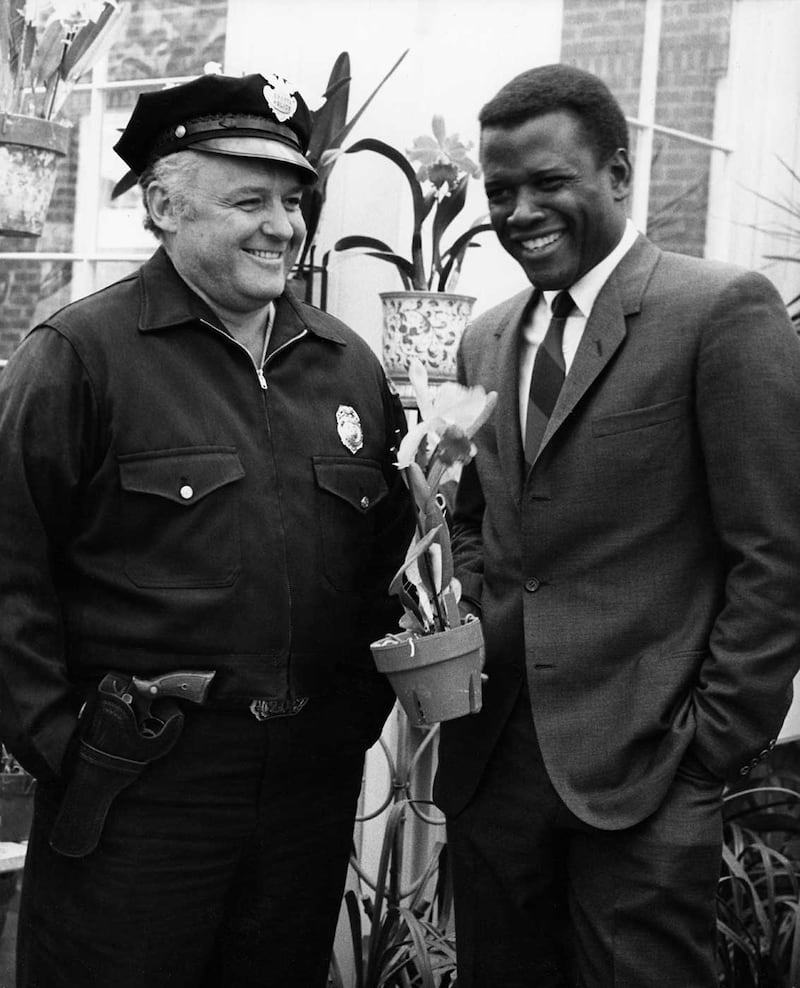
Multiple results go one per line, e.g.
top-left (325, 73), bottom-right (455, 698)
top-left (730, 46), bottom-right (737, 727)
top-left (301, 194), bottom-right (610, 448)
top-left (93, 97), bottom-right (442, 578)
top-left (145, 182), bottom-right (179, 235)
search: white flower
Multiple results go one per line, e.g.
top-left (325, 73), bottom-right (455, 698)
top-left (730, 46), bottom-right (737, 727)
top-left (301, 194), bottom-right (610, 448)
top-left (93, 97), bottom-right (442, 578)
top-left (396, 357), bottom-right (497, 473)
top-left (48, 0), bottom-right (107, 26)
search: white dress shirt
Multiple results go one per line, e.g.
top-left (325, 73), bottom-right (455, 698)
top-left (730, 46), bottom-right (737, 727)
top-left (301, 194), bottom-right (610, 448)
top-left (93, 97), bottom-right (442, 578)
top-left (518, 219), bottom-right (639, 445)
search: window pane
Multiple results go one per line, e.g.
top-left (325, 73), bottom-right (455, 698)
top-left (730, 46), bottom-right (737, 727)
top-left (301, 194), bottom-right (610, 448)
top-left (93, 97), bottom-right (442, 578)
top-left (0, 261), bottom-right (142, 352)
top-left (107, 0), bottom-right (228, 82)
top-left (641, 134), bottom-right (714, 258)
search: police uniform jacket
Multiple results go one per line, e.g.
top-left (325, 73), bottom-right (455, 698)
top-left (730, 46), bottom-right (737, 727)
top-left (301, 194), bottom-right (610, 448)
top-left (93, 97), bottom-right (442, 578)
top-left (0, 248), bottom-right (413, 782)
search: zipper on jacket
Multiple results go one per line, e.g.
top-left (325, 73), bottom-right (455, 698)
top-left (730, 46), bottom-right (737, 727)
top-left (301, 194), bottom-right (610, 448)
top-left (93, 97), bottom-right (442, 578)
top-left (200, 318), bottom-right (269, 390)
top-left (200, 319), bottom-right (307, 390)
top-left (264, 328), bottom-right (308, 368)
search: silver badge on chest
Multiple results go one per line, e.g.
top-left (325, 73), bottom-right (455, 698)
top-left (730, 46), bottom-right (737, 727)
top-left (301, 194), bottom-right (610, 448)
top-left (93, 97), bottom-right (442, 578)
top-left (336, 405), bottom-right (363, 454)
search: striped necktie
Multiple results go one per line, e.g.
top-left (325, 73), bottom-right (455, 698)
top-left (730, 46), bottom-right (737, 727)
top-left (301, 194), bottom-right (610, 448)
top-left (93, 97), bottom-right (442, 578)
top-left (524, 290), bottom-right (574, 465)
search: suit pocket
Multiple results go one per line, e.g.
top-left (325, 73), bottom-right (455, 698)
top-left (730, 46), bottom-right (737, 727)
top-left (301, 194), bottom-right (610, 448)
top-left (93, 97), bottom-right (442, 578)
top-left (118, 447), bottom-right (244, 588)
top-left (592, 395), bottom-right (689, 436)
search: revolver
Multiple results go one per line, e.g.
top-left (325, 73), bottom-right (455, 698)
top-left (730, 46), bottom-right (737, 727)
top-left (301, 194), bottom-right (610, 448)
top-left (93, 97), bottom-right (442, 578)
top-left (104, 669), bottom-right (217, 735)
top-left (50, 669), bottom-right (216, 857)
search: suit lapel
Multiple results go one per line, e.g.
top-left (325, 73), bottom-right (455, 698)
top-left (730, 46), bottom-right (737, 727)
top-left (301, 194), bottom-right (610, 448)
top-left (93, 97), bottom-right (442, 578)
top-left (492, 289), bottom-right (536, 507)
top-left (532, 235), bottom-right (660, 464)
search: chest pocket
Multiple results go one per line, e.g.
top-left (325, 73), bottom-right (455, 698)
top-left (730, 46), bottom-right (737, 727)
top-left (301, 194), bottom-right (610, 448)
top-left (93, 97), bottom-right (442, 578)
top-left (312, 457), bottom-right (389, 591)
top-left (118, 447), bottom-right (244, 588)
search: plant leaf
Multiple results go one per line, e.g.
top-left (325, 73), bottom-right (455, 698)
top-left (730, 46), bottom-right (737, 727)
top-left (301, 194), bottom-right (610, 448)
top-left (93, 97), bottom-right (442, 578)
top-left (345, 137), bottom-right (427, 288)
top-left (431, 173), bottom-right (469, 279)
top-left (329, 48), bottom-right (409, 152)
top-left (438, 221), bottom-right (493, 290)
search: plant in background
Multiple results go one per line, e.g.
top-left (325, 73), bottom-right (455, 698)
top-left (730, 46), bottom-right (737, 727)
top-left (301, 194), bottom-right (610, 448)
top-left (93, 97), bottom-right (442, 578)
top-left (384, 358), bottom-right (495, 637)
top-left (334, 116), bottom-right (492, 293)
top-left (716, 743), bottom-right (800, 987)
top-left (748, 155), bottom-right (800, 329)
top-left (0, 0), bottom-right (126, 119)
top-left (329, 801), bottom-right (457, 988)
top-left (295, 48), bottom-right (408, 277)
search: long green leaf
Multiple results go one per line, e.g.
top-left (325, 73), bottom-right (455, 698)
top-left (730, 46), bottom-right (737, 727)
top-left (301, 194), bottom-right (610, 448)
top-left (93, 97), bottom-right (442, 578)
top-left (345, 137), bottom-right (427, 288)
top-left (366, 803), bottom-right (406, 978)
top-left (307, 51), bottom-right (351, 163)
top-left (333, 235), bottom-right (415, 289)
top-left (331, 48), bottom-right (409, 151)
top-left (437, 222), bottom-right (493, 291)
top-left (343, 889), bottom-right (365, 988)
top-left (398, 907), bottom-right (437, 988)
top-left (430, 174), bottom-right (468, 283)
top-left (388, 526), bottom-right (443, 596)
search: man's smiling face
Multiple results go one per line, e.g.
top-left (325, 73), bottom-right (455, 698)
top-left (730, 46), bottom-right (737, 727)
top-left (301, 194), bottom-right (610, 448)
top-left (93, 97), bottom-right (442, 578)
top-left (480, 109), bottom-right (631, 290)
top-left (164, 153), bottom-right (306, 320)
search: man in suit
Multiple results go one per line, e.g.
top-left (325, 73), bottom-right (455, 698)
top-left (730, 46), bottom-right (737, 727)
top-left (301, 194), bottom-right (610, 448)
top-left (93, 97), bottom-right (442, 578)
top-left (433, 63), bottom-right (800, 987)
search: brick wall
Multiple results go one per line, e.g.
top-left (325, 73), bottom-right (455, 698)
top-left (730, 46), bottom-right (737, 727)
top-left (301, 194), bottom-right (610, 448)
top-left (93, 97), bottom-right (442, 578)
top-left (0, 0), bottom-right (228, 363)
top-left (561, 0), bottom-right (732, 257)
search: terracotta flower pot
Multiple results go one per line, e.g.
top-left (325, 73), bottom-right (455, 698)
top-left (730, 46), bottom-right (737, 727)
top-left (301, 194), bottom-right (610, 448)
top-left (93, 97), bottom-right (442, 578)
top-left (0, 113), bottom-right (71, 237)
top-left (371, 619), bottom-right (484, 727)
top-left (380, 291), bottom-right (476, 384)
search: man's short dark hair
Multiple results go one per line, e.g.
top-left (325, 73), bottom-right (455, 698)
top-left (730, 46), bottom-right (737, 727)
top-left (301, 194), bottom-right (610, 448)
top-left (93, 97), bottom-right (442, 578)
top-left (479, 64), bottom-right (629, 162)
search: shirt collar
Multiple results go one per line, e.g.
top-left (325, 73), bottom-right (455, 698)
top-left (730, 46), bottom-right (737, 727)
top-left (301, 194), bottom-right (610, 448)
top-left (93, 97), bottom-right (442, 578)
top-left (542, 218), bottom-right (639, 318)
top-left (137, 247), bottom-right (346, 346)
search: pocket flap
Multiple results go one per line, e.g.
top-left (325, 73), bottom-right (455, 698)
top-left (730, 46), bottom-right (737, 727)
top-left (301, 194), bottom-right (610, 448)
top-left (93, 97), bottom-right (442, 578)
top-left (592, 395), bottom-right (688, 437)
top-left (312, 457), bottom-right (389, 513)
top-left (118, 448), bottom-right (245, 506)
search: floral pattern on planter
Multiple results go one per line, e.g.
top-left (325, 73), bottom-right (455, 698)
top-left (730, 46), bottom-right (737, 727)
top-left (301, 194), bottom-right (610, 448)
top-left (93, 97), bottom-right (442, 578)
top-left (380, 291), bottom-right (476, 382)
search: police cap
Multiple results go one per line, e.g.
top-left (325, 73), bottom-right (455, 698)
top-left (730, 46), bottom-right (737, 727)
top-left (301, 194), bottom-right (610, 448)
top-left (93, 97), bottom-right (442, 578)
top-left (114, 71), bottom-right (317, 182)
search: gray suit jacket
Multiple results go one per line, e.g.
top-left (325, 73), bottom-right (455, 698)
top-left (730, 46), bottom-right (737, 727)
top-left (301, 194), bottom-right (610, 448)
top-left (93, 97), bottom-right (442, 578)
top-left (435, 235), bottom-right (800, 828)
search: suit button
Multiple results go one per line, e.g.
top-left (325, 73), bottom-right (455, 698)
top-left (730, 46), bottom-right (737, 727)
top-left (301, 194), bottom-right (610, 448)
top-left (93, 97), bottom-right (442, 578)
top-left (739, 765), bottom-right (750, 776)
top-left (524, 578), bottom-right (541, 592)
top-left (179, 484), bottom-right (193, 500)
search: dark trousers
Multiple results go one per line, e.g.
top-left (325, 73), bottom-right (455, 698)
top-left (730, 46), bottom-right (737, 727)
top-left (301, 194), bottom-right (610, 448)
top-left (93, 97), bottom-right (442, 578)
top-left (446, 687), bottom-right (724, 988)
top-left (17, 694), bottom-right (375, 988)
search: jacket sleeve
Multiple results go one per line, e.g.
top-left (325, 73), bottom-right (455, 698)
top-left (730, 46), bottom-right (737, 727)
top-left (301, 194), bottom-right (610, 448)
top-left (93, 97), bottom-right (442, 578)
top-left (0, 328), bottom-right (99, 781)
top-left (692, 269), bottom-right (800, 779)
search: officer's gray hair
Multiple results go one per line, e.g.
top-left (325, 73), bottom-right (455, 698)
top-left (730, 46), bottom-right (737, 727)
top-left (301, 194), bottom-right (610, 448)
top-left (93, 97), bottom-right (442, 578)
top-left (139, 151), bottom-right (201, 238)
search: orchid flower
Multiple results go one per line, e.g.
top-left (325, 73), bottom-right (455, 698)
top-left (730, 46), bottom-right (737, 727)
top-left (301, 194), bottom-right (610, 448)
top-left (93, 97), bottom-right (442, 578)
top-left (389, 357), bottom-right (497, 634)
top-left (396, 357), bottom-right (497, 489)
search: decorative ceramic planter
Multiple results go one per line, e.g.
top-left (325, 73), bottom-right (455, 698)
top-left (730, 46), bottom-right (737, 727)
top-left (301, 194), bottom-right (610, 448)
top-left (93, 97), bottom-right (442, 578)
top-left (0, 113), bottom-right (71, 237)
top-left (371, 619), bottom-right (484, 727)
top-left (380, 291), bottom-right (476, 383)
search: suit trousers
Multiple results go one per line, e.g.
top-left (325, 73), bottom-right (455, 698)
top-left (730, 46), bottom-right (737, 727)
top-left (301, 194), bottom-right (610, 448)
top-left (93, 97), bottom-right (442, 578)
top-left (17, 691), bottom-right (379, 988)
top-left (445, 684), bottom-right (724, 988)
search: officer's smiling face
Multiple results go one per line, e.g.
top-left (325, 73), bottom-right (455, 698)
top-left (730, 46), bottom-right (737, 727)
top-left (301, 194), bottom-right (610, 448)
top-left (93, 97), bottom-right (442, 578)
top-left (161, 153), bottom-right (306, 318)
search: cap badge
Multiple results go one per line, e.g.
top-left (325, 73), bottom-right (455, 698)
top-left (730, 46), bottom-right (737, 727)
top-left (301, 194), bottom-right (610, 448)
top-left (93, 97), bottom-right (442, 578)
top-left (336, 405), bottom-right (363, 455)
top-left (263, 74), bottom-right (297, 123)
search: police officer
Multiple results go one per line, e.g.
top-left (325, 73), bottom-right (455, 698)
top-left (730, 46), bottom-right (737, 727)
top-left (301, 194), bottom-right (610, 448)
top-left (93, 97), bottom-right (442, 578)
top-left (0, 71), bottom-right (413, 988)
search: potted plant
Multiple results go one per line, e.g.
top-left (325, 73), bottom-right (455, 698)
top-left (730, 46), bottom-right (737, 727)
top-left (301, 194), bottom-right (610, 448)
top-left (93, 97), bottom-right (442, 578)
top-left (0, 0), bottom-right (126, 237)
top-left (291, 48), bottom-right (409, 302)
top-left (715, 739), bottom-right (800, 986)
top-left (334, 116), bottom-right (492, 384)
top-left (369, 357), bottom-right (496, 728)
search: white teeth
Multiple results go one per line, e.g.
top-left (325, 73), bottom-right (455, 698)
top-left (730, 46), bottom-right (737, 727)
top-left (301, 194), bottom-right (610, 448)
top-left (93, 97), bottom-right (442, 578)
top-left (522, 231), bottom-right (562, 251)
top-left (247, 249), bottom-right (282, 260)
